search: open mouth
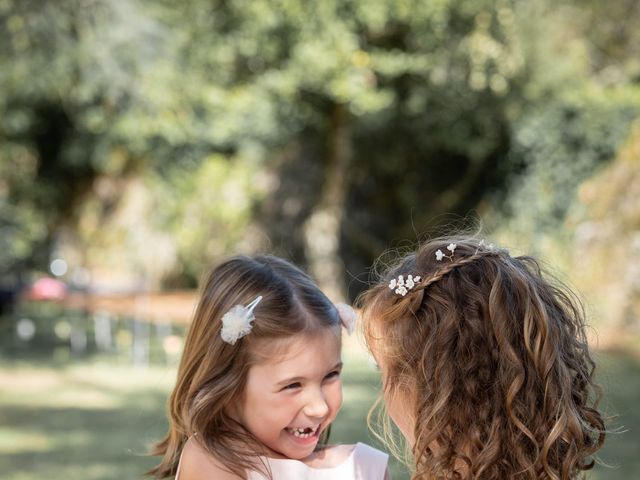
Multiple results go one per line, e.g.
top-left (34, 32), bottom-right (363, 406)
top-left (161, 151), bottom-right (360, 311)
top-left (284, 424), bottom-right (321, 439)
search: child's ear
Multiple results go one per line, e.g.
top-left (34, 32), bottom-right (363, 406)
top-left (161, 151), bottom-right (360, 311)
top-left (335, 303), bottom-right (356, 334)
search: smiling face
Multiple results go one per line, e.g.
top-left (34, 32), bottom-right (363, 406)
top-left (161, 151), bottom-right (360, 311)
top-left (236, 329), bottom-right (343, 460)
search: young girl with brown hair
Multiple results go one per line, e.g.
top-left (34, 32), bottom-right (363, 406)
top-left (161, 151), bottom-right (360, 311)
top-left (149, 254), bottom-right (388, 480)
top-left (358, 237), bottom-right (605, 479)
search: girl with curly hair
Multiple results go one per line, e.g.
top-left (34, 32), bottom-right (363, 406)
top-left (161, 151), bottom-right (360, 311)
top-left (358, 237), bottom-right (605, 479)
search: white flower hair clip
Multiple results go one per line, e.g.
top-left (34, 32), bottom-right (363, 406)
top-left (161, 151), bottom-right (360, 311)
top-left (335, 303), bottom-right (357, 335)
top-left (389, 274), bottom-right (421, 296)
top-left (220, 295), bottom-right (262, 345)
top-left (435, 243), bottom-right (457, 262)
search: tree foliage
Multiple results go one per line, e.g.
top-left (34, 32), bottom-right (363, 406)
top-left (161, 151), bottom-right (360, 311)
top-left (567, 121), bottom-right (640, 331)
top-left (1, 0), bottom-right (638, 302)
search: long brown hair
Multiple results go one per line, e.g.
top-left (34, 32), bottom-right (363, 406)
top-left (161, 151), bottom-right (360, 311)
top-left (148, 255), bottom-right (340, 479)
top-left (359, 237), bottom-right (605, 479)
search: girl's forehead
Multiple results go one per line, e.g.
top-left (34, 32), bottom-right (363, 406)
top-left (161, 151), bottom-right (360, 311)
top-left (251, 329), bottom-right (341, 366)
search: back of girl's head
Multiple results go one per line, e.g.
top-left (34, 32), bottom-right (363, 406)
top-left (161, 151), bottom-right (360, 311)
top-left (359, 236), bottom-right (605, 480)
top-left (149, 254), bottom-right (340, 478)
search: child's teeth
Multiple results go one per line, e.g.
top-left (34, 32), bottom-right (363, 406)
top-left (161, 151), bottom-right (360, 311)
top-left (288, 425), bottom-right (318, 438)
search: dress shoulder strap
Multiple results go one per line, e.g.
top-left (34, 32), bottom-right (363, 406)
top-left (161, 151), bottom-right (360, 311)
top-left (175, 438), bottom-right (189, 480)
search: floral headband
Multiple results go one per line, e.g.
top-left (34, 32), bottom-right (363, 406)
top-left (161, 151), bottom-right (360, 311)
top-left (388, 241), bottom-right (496, 296)
top-left (220, 296), bottom-right (357, 344)
top-left (388, 274), bottom-right (421, 296)
top-left (388, 244), bottom-right (458, 296)
top-left (388, 243), bottom-right (456, 296)
top-left (435, 242), bottom-right (457, 262)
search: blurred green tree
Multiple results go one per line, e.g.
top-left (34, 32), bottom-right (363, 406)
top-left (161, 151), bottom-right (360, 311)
top-left (568, 121), bottom-right (640, 334)
top-left (158, 0), bottom-right (531, 298)
top-left (484, 0), bottom-right (640, 261)
top-left (1, 0), bottom-right (638, 303)
top-left (0, 0), bottom-right (166, 278)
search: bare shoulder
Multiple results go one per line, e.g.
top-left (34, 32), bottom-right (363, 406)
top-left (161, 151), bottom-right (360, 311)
top-left (178, 436), bottom-right (243, 480)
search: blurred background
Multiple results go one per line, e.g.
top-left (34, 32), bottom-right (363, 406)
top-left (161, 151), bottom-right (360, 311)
top-left (1, 0), bottom-right (639, 478)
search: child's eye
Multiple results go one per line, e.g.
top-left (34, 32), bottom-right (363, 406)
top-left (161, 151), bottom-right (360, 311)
top-left (282, 382), bottom-right (301, 390)
top-left (325, 370), bottom-right (341, 380)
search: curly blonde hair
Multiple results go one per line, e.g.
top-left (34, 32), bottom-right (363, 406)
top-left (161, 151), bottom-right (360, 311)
top-left (358, 237), bottom-right (605, 479)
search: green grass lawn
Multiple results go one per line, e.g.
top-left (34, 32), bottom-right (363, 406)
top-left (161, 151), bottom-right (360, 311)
top-left (0, 339), bottom-right (638, 479)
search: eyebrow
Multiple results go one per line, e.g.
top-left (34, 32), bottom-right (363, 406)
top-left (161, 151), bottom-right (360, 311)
top-left (276, 362), bottom-right (343, 387)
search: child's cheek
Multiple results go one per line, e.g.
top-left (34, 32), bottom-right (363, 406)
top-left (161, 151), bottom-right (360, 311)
top-left (386, 388), bottom-right (416, 446)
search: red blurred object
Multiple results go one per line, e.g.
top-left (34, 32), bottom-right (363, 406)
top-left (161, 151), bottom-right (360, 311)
top-left (28, 277), bottom-right (67, 300)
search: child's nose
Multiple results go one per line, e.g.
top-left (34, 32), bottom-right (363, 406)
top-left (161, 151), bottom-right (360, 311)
top-left (303, 390), bottom-right (330, 419)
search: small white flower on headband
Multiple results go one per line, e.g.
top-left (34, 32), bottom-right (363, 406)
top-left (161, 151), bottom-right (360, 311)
top-left (389, 274), bottom-right (421, 296)
top-left (476, 239), bottom-right (495, 254)
top-left (335, 303), bottom-right (356, 335)
top-left (436, 243), bottom-right (457, 261)
top-left (220, 295), bottom-right (262, 345)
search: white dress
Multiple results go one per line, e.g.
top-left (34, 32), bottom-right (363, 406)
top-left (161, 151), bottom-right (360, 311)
top-left (175, 439), bottom-right (388, 480)
top-left (247, 443), bottom-right (388, 480)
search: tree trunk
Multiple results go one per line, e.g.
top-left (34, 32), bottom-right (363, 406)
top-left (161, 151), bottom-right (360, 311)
top-left (303, 103), bottom-right (351, 303)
